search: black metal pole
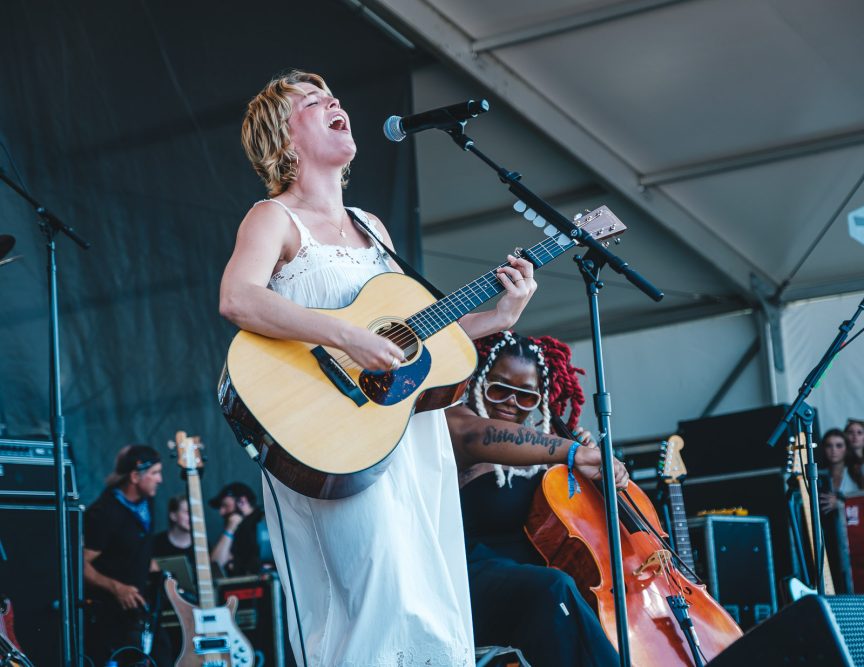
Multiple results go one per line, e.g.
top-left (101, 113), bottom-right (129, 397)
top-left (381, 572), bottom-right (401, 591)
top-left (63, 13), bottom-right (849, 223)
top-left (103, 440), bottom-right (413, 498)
top-left (579, 251), bottom-right (631, 667)
top-left (45, 227), bottom-right (74, 666)
top-left (0, 166), bottom-right (88, 667)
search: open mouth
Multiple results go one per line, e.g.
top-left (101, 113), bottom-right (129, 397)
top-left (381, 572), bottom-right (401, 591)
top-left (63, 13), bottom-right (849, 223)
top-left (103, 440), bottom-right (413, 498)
top-left (328, 114), bottom-right (348, 131)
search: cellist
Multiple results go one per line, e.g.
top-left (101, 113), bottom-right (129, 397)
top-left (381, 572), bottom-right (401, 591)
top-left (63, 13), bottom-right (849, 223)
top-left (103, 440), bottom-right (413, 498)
top-left (445, 331), bottom-right (628, 667)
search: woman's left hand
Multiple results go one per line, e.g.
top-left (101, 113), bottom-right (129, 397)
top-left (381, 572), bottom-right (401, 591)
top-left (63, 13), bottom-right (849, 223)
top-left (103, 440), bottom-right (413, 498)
top-left (493, 254), bottom-right (537, 328)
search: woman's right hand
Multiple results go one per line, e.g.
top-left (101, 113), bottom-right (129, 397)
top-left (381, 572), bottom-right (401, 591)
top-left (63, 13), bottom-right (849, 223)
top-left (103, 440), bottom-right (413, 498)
top-left (340, 325), bottom-right (406, 371)
top-left (819, 491), bottom-right (838, 513)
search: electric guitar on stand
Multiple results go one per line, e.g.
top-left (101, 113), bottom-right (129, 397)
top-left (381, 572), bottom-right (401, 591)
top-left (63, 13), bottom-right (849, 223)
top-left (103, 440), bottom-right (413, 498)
top-left (786, 433), bottom-right (835, 599)
top-left (219, 206), bottom-right (627, 499)
top-left (165, 431), bottom-right (253, 667)
top-left (657, 435), bottom-right (697, 581)
top-left (0, 596), bottom-right (32, 667)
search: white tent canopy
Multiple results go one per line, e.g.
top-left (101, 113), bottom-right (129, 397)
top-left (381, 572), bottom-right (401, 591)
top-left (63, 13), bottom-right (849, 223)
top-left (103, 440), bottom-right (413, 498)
top-left (361, 0), bottom-right (864, 436)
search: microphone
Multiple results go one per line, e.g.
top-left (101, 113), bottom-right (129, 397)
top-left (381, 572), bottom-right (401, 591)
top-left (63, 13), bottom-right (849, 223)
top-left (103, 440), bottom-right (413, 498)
top-left (383, 99), bottom-right (490, 142)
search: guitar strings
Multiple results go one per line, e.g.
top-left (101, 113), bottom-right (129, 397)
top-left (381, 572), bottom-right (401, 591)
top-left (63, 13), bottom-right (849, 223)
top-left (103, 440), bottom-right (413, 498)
top-left (327, 234), bottom-right (572, 371)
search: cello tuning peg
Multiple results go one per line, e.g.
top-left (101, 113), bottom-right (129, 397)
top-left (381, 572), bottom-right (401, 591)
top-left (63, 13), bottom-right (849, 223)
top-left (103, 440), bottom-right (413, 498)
top-left (513, 200), bottom-right (527, 213)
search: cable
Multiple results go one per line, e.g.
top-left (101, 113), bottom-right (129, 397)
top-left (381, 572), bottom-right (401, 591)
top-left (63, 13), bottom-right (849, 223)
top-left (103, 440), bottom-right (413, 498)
top-left (106, 645), bottom-right (158, 666)
top-left (254, 454), bottom-right (309, 667)
top-left (79, 653), bottom-right (96, 667)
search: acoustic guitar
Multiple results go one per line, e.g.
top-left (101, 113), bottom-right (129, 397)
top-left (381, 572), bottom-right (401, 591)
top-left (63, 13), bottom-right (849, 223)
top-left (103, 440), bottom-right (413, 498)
top-left (219, 206), bottom-right (626, 499)
top-left (657, 435), bottom-right (697, 581)
top-left (164, 431), bottom-right (254, 667)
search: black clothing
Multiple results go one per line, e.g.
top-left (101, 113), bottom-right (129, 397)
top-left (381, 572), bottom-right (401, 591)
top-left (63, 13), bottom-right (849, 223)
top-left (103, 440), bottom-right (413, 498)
top-left (84, 490), bottom-right (154, 595)
top-left (152, 530), bottom-right (195, 562)
top-left (461, 472), bottom-right (618, 667)
top-left (83, 490), bottom-right (170, 666)
top-left (228, 508), bottom-right (266, 575)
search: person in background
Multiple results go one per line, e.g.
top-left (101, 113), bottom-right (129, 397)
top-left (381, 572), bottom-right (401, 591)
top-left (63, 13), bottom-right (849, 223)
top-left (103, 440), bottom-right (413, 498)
top-left (844, 419), bottom-right (864, 486)
top-left (152, 494), bottom-right (194, 564)
top-left (446, 331), bottom-right (624, 667)
top-left (819, 429), bottom-right (859, 513)
top-left (83, 444), bottom-right (171, 666)
top-left (209, 482), bottom-right (264, 575)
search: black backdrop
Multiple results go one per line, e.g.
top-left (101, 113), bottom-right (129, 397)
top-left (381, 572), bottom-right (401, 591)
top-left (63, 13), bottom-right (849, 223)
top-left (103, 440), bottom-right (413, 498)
top-left (0, 0), bottom-right (420, 538)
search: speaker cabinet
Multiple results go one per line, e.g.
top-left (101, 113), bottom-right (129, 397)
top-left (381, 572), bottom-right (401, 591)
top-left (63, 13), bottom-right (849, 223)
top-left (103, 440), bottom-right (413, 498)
top-left (689, 515), bottom-right (777, 629)
top-left (0, 502), bottom-right (83, 667)
top-left (708, 595), bottom-right (864, 666)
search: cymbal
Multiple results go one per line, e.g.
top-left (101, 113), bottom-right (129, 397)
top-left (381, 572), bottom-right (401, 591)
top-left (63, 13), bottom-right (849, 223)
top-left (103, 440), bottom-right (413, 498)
top-left (0, 235), bottom-right (14, 260)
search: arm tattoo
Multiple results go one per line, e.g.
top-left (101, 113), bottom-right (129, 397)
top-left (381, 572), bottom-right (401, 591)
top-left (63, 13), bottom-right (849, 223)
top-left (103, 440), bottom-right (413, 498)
top-left (482, 425), bottom-right (566, 456)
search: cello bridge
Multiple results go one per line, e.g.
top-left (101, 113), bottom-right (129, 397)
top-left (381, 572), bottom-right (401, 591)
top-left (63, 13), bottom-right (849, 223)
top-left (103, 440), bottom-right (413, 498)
top-left (634, 549), bottom-right (672, 577)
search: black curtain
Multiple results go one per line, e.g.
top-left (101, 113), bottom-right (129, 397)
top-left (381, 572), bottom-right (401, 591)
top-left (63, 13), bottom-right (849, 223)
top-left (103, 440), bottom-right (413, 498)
top-left (0, 0), bottom-right (420, 535)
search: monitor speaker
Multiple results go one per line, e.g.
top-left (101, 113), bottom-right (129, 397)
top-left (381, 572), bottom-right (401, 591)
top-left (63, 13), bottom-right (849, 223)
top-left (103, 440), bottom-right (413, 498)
top-left (708, 594), bottom-right (864, 666)
top-left (0, 502), bottom-right (83, 667)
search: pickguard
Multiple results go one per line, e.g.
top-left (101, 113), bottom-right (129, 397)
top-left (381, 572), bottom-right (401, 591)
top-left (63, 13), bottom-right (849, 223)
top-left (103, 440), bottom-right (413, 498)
top-left (359, 346), bottom-right (432, 405)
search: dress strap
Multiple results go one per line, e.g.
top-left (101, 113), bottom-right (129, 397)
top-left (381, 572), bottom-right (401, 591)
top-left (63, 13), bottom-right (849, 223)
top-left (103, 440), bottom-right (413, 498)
top-left (345, 206), bottom-right (389, 257)
top-left (253, 199), bottom-right (314, 246)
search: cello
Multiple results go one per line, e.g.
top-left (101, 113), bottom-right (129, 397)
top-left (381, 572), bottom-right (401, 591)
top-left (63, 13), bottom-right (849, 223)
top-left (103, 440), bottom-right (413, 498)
top-left (525, 432), bottom-right (743, 666)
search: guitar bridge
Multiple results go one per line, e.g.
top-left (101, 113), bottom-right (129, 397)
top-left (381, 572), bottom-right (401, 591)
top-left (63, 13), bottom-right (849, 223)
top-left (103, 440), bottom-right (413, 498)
top-left (311, 346), bottom-right (368, 407)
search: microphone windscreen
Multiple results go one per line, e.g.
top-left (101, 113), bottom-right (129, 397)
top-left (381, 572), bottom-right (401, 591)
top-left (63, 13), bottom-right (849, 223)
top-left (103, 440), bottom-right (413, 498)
top-left (382, 115), bottom-right (406, 142)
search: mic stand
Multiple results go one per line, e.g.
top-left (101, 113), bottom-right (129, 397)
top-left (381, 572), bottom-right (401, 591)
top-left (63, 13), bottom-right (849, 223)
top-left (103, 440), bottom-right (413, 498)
top-left (443, 124), bottom-right (663, 667)
top-left (0, 167), bottom-right (90, 667)
top-left (767, 295), bottom-right (864, 595)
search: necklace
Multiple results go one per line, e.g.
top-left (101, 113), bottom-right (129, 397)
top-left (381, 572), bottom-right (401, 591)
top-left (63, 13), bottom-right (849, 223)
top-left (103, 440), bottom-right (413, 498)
top-left (288, 191), bottom-right (347, 238)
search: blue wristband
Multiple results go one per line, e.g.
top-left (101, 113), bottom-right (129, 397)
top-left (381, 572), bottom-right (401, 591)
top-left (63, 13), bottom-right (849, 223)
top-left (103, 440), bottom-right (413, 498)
top-left (223, 530), bottom-right (235, 539)
top-left (567, 440), bottom-right (582, 498)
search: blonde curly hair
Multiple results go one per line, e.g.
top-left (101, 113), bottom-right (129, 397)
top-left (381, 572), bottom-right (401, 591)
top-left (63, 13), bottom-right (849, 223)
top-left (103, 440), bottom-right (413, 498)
top-left (241, 70), bottom-right (351, 196)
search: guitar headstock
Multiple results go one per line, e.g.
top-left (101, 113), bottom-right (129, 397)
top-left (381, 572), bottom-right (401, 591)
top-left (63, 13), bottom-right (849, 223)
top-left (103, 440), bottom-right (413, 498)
top-left (512, 201), bottom-right (627, 248)
top-left (167, 430), bottom-right (204, 472)
top-left (785, 431), bottom-right (807, 477)
top-left (658, 434), bottom-right (688, 484)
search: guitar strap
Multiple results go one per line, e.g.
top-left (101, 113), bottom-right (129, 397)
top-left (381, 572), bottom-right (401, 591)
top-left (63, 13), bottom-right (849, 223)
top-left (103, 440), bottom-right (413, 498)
top-left (346, 208), bottom-right (446, 300)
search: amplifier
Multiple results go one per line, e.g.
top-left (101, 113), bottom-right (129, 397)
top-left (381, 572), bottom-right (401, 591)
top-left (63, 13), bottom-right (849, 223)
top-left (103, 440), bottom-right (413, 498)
top-left (689, 515), bottom-right (777, 629)
top-left (0, 438), bottom-right (77, 501)
top-left (0, 502), bottom-right (84, 667)
top-left (217, 573), bottom-right (293, 667)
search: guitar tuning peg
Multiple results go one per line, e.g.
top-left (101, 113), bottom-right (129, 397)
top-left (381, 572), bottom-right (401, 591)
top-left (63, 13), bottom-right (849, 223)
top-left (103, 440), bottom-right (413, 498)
top-left (543, 224), bottom-right (557, 237)
top-left (533, 215), bottom-right (546, 228)
top-left (555, 234), bottom-right (570, 247)
top-left (523, 208), bottom-right (537, 221)
top-left (513, 200), bottom-right (527, 213)
top-left (574, 213), bottom-right (583, 221)
top-left (614, 237), bottom-right (621, 245)
top-left (602, 241), bottom-right (610, 248)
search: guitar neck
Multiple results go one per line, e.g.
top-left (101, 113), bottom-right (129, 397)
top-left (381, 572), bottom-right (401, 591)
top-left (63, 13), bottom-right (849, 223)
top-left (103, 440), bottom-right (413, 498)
top-left (185, 471), bottom-right (216, 608)
top-left (667, 483), bottom-right (696, 576)
top-left (406, 235), bottom-right (572, 340)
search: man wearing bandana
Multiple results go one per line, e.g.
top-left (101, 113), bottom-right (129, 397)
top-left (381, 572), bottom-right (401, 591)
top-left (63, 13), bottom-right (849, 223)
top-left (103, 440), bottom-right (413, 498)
top-left (83, 444), bottom-right (169, 665)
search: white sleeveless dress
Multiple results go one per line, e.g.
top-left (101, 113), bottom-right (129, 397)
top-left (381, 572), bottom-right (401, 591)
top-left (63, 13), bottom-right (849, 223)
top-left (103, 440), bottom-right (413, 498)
top-left (258, 200), bottom-right (474, 667)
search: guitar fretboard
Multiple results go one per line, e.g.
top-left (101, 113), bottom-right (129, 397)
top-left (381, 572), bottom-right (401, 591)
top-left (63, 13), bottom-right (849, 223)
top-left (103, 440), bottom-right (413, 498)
top-left (186, 470), bottom-right (216, 608)
top-left (405, 234), bottom-right (573, 340)
top-left (668, 483), bottom-right (696, 577)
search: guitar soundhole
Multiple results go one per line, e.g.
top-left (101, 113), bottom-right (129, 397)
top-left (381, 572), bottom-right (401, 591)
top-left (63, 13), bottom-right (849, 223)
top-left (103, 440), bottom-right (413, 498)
top-left (370, 319), bottom-right (421, 361)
